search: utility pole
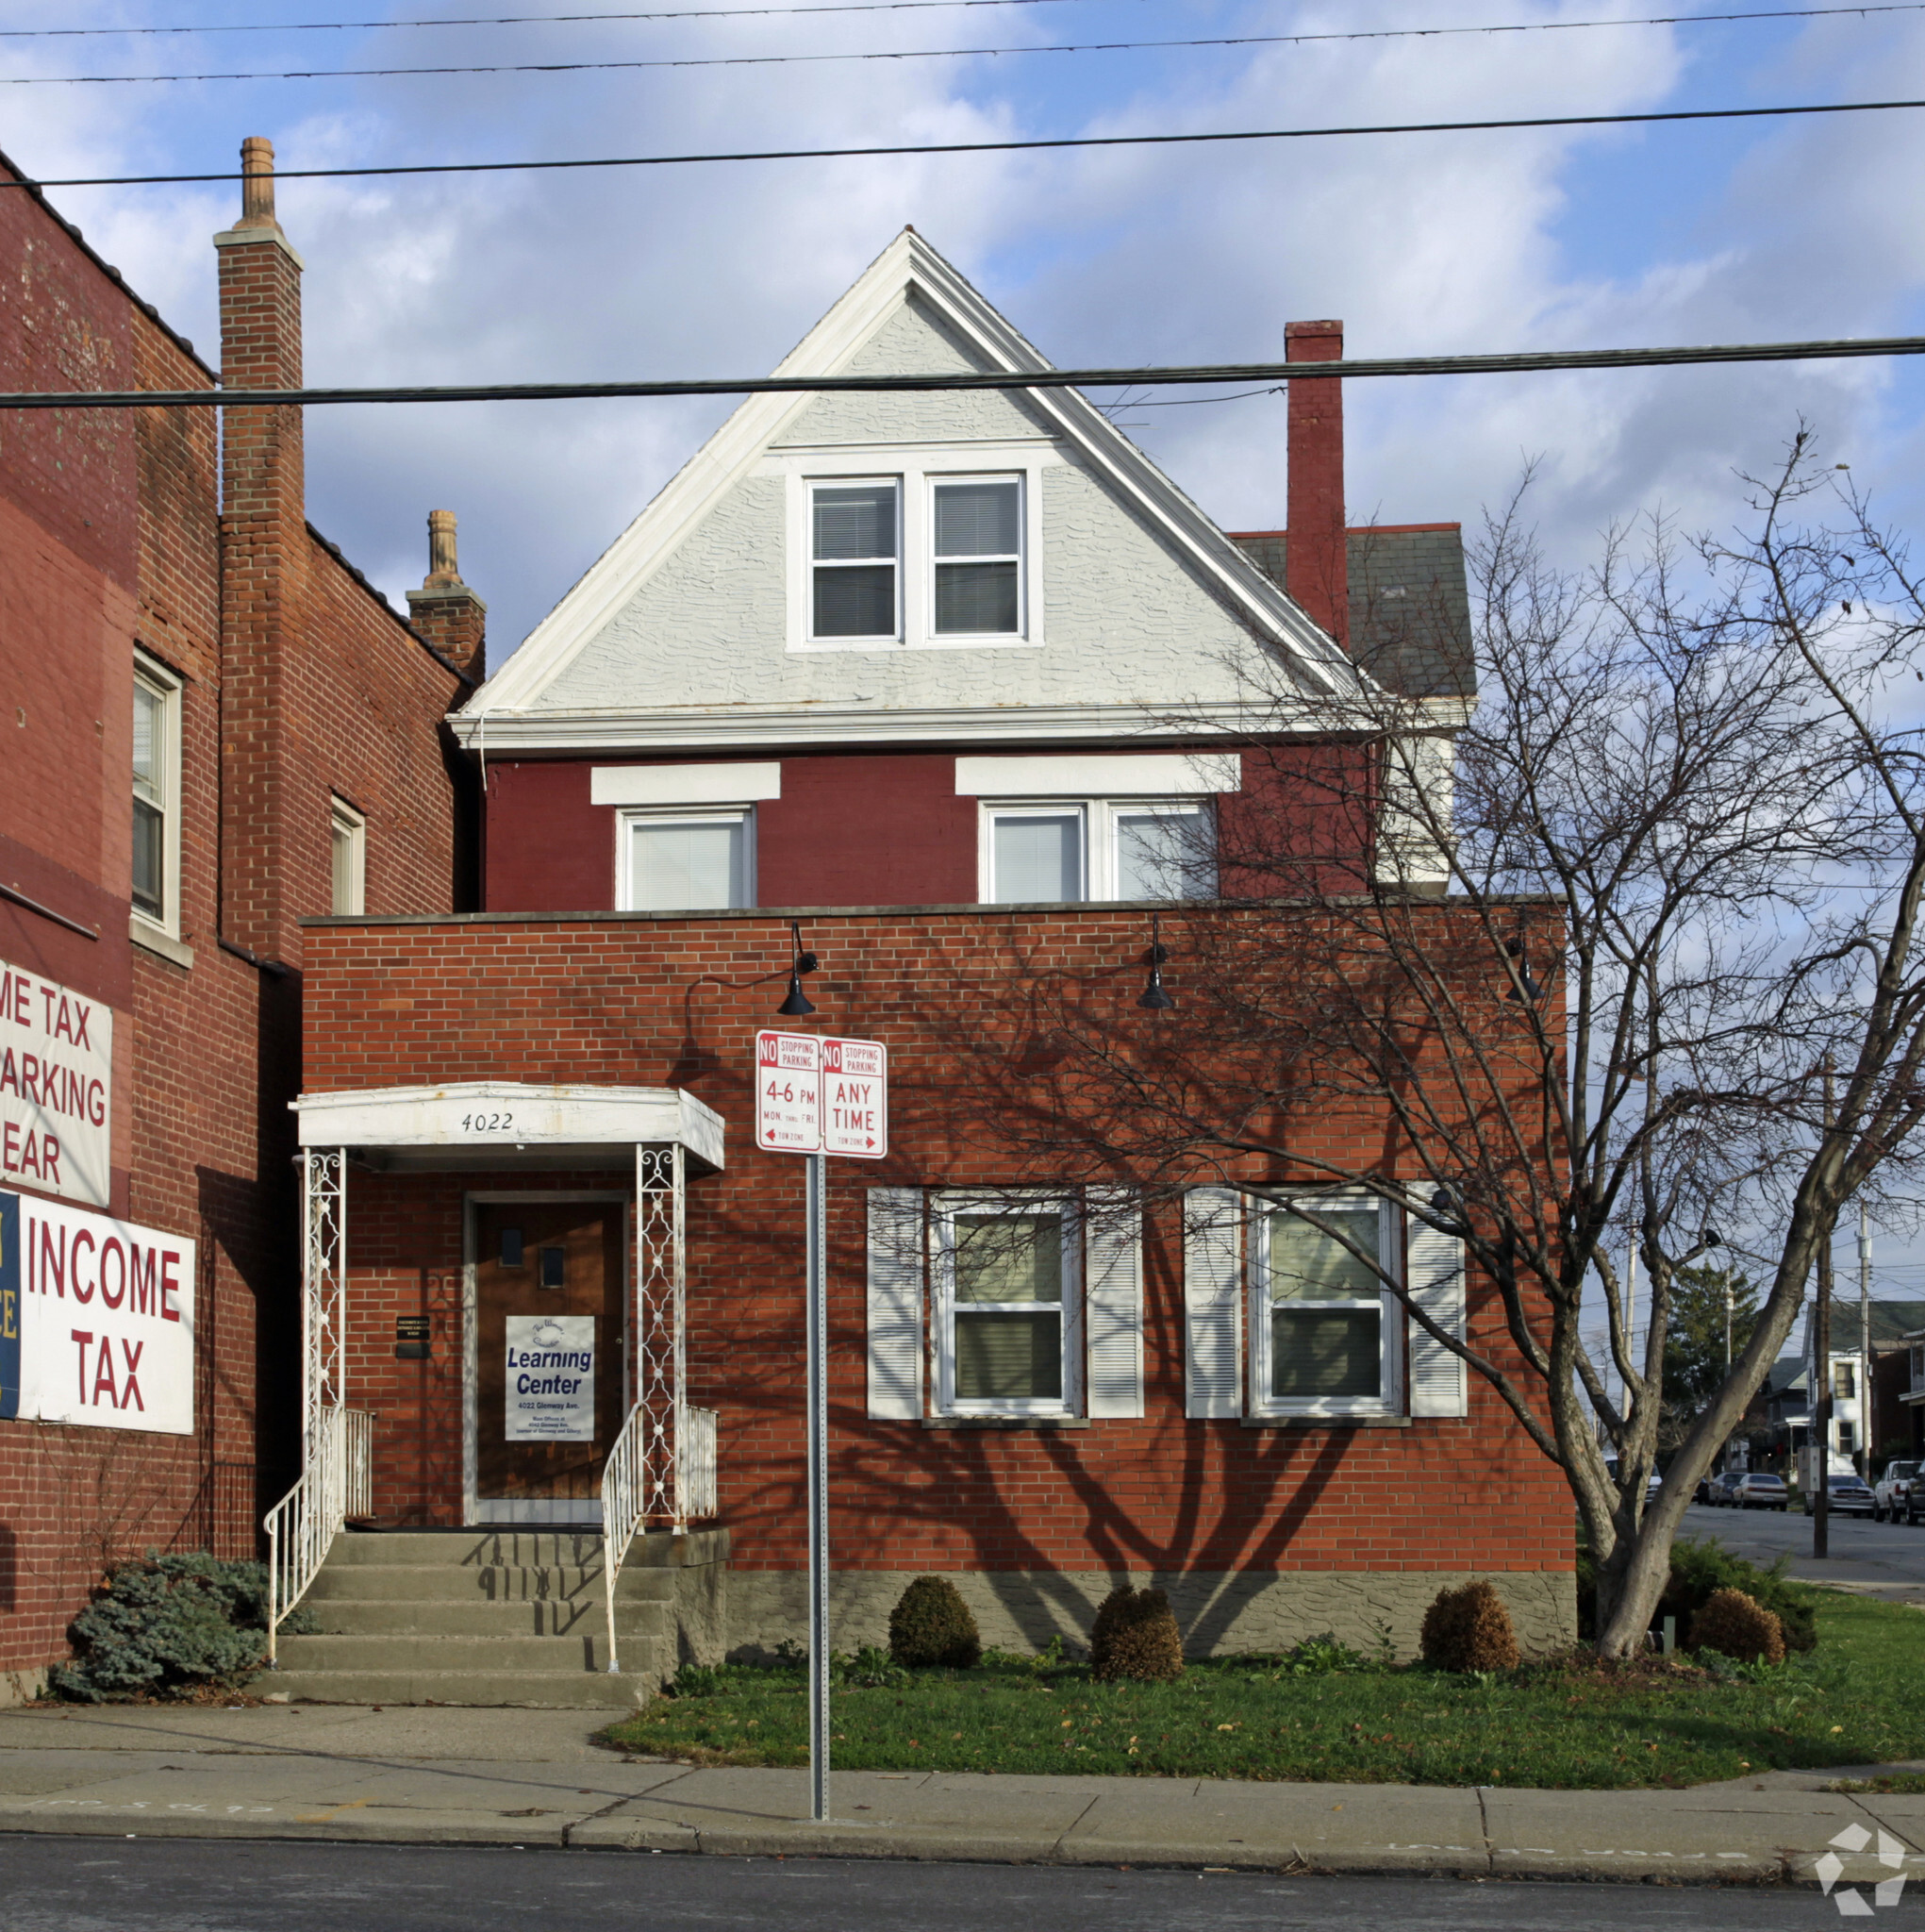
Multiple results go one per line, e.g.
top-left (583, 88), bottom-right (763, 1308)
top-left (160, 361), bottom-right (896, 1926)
top-left (1813, 1058), bottom-right (1835, 1559)
top-left (1859, 1202), bottom-right (1873, 1477)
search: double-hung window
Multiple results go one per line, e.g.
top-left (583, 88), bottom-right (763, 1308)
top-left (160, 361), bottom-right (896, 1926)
top-left (1252, 1193), bottom-right (1400, 1416)
top-left (933, 477), bottom-right (1021, 636)
top-left (131, 655), bottom-right (183, 938)
top-left (985, 801), bottom-right (1215, 904)
top-left (619, 809), bottom-right (754, 911)
top-left (811, 481), bottom-right (900, 641)
top-left (935, 1197), bottom-right (1078, 1414)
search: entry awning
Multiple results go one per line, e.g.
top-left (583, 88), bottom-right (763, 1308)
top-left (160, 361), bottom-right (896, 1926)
top-left (291, 1080), bottom-right (725, 1174)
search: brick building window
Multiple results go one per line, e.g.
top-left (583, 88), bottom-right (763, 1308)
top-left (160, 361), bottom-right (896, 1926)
top-left (934, 1198), bottom-right (1080, 1414)
top-left (131, 654), bottom-right (182, 937)
top-left (330, 797), bottom-right (366, 916)
top-left (933, 476), bottom-right (1021, 636)
top-left (984, 800), bottom-right (1215, 904)
top-left (811, 480), bottom-right (900, 641)
top-left (1252, 1194), bottom-right (1401, 1417)
top-left (618, 808), bottom-right (754, 911)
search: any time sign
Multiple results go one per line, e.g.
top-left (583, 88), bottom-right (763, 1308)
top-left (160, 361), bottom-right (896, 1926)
top-left (755, 1030), bottom-right (888, 1159)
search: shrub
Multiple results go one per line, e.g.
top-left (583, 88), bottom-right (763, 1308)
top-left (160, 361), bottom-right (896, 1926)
top-left (1419, 1580), bottom-right (1521, 1673)
top-left (888, 1574), bottom-right (981, 1669)
top-left (1688, 1587), bottom-right (1786, 1665)
top-left (50, 1553), bottom-right (302, 1703)
top-left (1089, 1584), bottom-right (1185, 1682)
top-left (1660, 1538), bottom-right (1817, 1654)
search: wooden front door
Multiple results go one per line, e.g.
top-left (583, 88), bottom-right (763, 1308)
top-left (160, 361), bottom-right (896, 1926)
top-left (474, 1201), bottom-right (624, 1512)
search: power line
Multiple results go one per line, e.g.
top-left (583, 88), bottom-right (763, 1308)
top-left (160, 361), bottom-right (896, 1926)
top-left (8, 93), bottom-right (1925, 188)
top-left (6, 330), bottom-right (1925, 408)
top-left (0, 1), bottom-right (1916, 41)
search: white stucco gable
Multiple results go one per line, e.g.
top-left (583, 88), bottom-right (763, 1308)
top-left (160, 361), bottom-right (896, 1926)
top-left (454, 230), bottom-right (1357, 753)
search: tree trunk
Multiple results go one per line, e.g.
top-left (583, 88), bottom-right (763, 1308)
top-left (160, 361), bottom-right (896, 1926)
top-left (1593, 1514), bottom-right (1676, 1656)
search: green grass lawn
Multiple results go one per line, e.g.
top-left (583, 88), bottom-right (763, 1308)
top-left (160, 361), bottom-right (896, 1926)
top-left (603, 1591), bottom-right (1925, 1790)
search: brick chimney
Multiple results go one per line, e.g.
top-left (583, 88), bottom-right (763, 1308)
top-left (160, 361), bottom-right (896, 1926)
top-left (406, 509), bottom-right (487, 680)
top-left (216, 135), bottom-right (308, 961)
top-left (1285, 319), bottom-right (1348, 649)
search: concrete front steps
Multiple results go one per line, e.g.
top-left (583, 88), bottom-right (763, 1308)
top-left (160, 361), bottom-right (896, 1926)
top-left (265, 1530), bottom-right (678, 1708)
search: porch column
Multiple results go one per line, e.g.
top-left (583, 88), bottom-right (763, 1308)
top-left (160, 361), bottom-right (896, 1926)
top-left (300, 1146), bottom-right (347, 1450)
top-left (634, 1142), bottom-right (688, 1524)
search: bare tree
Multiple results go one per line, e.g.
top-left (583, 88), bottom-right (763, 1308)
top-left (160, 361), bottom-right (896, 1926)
top-left (944, 434), bottom-right (1925, 1656)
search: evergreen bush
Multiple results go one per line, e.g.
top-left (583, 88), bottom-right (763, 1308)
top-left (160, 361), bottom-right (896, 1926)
top-left (50, 1553), bottom-right (307, 1703)
top-left (1659, 1538), bottom-right (1817, 1653)
top-left (1419, 1580), bottom-right (1521, 1673)
top-left (887, 1574), bottom-right (982, 1668)
top-left (1687, 1587), bottom-right (1786, 1665)
top-left (1089, 1583), bottom-right (1185, 1682)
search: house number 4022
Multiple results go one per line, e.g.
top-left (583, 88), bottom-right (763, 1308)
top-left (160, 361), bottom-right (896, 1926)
top-left (460, 1112), bottom-right (513, 1132)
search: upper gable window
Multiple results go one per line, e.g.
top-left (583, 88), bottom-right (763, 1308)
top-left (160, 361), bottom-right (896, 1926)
top-left (812, 481), bottom-right (900, 641)
top-left (785, 451), bottom-right (1046, 653)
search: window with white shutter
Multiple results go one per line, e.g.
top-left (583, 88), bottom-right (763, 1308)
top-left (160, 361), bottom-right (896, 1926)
top-left (1084, 1187), bottom-right (1144, 1419)
top-left (1251, 1193), bottom-right (1402, 1419)
top-left (1406, 1217), bottom-right (1468, 1418)
top-left (866, 1189), bottom-right (923, 1420)
top-left (1184, 1188), bottom-right (1244, 1418)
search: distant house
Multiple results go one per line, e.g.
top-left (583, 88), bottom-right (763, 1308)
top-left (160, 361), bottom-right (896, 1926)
top-left (1799, 1300), bottom-right (1925, 1468)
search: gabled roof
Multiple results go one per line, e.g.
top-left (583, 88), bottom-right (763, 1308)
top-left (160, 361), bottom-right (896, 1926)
top-left (456, 229), bottom-right (1362, 743)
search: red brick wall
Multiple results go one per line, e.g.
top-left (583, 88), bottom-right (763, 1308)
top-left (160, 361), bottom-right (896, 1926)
top-left (302, 910), bottom-right (1571, 1583)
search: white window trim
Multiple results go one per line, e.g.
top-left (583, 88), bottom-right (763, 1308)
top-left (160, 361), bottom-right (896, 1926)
top-left (928, 471), bottom-right (1024, 642)
top-left (131, 651), bottom-right (184, 941)
top-left (980, 798), bottom-right (1217, 904)
top-left (615, 805), bottom-right (757, 911)
top-left (330, 796), bottom-right (367, 917)
top-left (805, 475), bottom-right (903, 646)
top-left (782, 447), bottom-right (1050, 654)
top-left (931, 1191), bottom-right (1083, 1417)
top-left (1250, 1191), bottom-right (1403, 1419)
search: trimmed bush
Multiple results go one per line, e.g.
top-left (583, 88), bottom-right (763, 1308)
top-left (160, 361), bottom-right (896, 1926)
top-left (888, 1574), bottom-right (981, 1669)
top-left (1419, 1580), bottom-right (1521, 1673)
top-left (1688, 1588), bottom-right (1786, 1665)
top-left (50, 1553), bottom-right (304, 1703)
top-left (1660, 1538), bottom-right (1817, 1654)
top-left (1089, 1584), bottom-right (1185, 1682)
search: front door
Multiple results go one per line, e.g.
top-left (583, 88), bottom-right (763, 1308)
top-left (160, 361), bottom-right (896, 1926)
top-left (473, 1200), bottom-right (624, 1522)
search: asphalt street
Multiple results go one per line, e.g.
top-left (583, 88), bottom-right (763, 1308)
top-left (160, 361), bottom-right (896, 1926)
top-left (1679, 1500), bottom-right (1925, 1602)
top-left (0, 1839), bottom-right (1890, 1932)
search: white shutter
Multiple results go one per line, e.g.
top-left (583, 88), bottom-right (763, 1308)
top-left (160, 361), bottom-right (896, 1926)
top-left (867, 1188), bottom-right (923, 1420)
top-left (1407, 1218), bottom-right (1468, 1418)
top-left (1084, 1187), bottom-right (1143, 1420)
top-left (1184, 1187), bottom-right (1243, 1418)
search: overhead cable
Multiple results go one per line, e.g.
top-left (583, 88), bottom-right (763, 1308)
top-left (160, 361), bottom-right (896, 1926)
top-left (7, 93), bottom-right (1925, 188)
top-left (4, 331), bottom-right (1925, 409)
top-left (0, 1), bottom-right (1917, 40)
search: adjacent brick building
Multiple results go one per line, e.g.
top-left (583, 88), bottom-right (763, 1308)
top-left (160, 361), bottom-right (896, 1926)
top-left (0, 139), bottom-right (474, 1694)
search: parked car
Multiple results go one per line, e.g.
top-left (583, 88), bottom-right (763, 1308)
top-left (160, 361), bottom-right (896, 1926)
top-left (1874, 1459), bottom-right (1920, 1523)
top-left (1733, 1473), bottom-right (1790, 1510)
top-left (1807, 1474), bottom-right (1877, 1518)
top-left (1707, 1471), bottom-right (1747, 1507)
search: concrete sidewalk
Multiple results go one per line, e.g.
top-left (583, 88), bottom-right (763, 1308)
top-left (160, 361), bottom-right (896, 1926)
top-left (0, 1702), bottom-right (1918, 1889)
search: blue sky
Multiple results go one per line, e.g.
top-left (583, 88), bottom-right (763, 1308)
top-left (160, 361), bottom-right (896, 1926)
top-left (8, 2), bottom-right (1925, 1305)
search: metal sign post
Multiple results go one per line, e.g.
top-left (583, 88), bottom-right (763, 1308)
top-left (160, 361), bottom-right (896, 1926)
top-left (755, 1028), bottom-right (889, 1827)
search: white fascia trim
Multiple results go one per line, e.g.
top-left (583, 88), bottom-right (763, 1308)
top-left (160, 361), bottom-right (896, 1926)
top-left (590, 761), bottom-right (783, 806)
top-left (957, 753), bottom-right (1242, 796)
top-left (465, 230), bottom-right (1364, 723)
top-left (449, 698), bottom-right (1351, 754)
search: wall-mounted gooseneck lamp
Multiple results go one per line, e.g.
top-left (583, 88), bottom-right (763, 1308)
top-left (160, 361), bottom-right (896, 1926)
top-left (1137, 913), bottom-right (1175, 1011)
top-left (1503, 938), bottom-right (1543, 1005)
top-left (777, 921), bottom-right (820, 1017)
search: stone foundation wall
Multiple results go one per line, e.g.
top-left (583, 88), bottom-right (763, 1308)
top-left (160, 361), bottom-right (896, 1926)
top-left (725, 1568), bottom-right (1576, 1663)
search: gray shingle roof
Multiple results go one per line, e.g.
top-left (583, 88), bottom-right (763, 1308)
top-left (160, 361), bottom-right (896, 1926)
top-left (1231, 525), bottom-right (1476, 700)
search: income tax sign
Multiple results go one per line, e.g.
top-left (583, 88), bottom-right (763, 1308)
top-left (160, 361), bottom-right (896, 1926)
top-left (755, 1030), bottom-right (888, 1158)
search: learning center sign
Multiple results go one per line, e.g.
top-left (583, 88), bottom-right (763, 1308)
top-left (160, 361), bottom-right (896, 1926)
top-left (0, 1191), bottom-right (195, 1434)
top-left (0, 956), bottom-right (113, 1208)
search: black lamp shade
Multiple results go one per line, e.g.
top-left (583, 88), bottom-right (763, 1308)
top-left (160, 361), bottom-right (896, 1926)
top-left (777, 972), bottom-right (817, 1017)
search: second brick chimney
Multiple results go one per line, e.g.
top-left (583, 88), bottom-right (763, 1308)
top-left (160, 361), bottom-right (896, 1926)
top-left (407, 510), bottom-right (487, 680)
top-left (215, 134), bottom-right (308, 961)
top-left (1284, 318), bottom-right (1348, 650)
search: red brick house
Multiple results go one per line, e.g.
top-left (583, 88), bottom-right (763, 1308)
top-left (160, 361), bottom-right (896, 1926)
top-left (281, 231), bottom-right (1575, 1702)
top-left (0, 140), bottom-right (475, 1696)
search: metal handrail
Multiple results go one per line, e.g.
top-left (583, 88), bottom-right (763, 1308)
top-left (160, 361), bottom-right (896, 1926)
top-left (600, 1402), bottom-right (649, 1674)
top-left (264, 1406), bottom-right (373, 1665)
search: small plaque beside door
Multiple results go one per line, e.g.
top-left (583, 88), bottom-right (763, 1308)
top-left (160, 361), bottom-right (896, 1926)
top-left (395, 1315), bottom-right (431, 1360)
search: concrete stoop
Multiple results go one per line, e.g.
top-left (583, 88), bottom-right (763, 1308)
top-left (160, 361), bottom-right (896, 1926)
top-left (265, 1527), bottom-right (729, 1709)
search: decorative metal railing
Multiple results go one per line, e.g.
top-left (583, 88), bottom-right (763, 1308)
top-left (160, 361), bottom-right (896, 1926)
top-left (600, 1401), bottom-right (650, 1674)
top-left (634, 1144), bottom-right (687, 1524)
top-left (264, 1404), bottom-right (373, 1665)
